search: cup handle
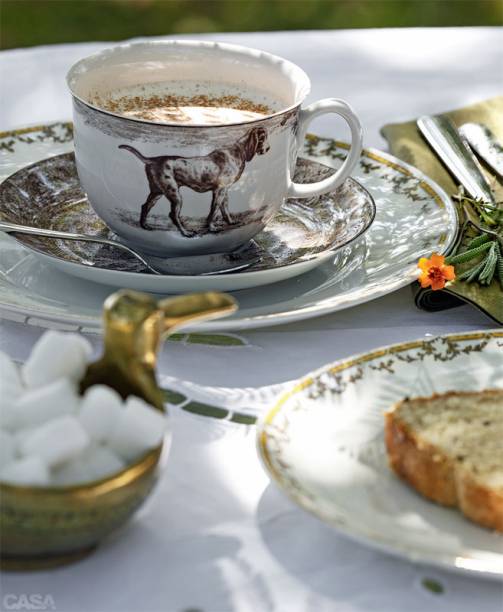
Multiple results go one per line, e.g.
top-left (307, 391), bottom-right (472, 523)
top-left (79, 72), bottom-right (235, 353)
top-left (288, 98), bottom-right (363, 198)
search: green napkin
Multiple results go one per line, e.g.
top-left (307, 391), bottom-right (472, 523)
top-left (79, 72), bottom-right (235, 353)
top-left (381, 96), bottom-right (503, 325)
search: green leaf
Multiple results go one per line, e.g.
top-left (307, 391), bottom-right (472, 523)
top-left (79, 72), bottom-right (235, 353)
top-left (182, 401), bottom-right (229, 419)
top-left (497, 243), bottom-right (503, 289)
top-left (478, 243), bottom-right (498, 284)
top-left (185, 333), bottom-right (246, 347)
top-left (446, 240), bottom-right (492, 265)
top-left (421, 578), bottom-right (444, 594)
top-left (467, 233), bottom-right (491, 249)
top-left (162, 389), bottom-right (187, 405)
top-left (229, 413), bottom-right (257, 425)
top-left (166, 333), bottom-right (187, 343)
top-left (458, 258), bottom-right (486, 283)
top-left (161, 389), bottom-right (257, 425)
top-left (165, 333), bottom-right (246, 347)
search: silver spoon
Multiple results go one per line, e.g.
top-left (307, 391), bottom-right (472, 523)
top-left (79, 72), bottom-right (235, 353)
top-left (0, 221), bottom-right (260, 276)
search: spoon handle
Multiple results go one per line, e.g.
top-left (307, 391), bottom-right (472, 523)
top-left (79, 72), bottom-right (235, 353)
top-left (0, 220), bottom-right (161, 274)
top-left (417, 115), bottom-right (495, 204)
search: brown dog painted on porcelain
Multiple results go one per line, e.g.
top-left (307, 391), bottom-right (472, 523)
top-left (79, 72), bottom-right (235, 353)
top-left (119, 127), bottom-right (270, 237)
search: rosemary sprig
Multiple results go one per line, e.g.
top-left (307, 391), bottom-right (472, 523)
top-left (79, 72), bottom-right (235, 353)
top-left (452, 190), bottom-right (503, 226)
top-left (478, 243), bottom-right (498, 285)
top-left (446, 241), bottom-right (493, 265)
top-left (447, 187), bottom-right (503, 288)
top-left (497, 246), bottom-right (503, 289)
top-left (466, 233), bottom-right (491, 249)
top-left (457, 258), bottom-right (487, 283)
top-left (452, 242), bottom-right (503, 287)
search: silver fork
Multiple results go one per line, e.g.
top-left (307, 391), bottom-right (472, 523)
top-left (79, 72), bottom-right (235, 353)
top-left (0, 221), bottom-right (260, 276)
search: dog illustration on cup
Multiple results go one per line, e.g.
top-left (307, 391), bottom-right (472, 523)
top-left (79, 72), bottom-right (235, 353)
top-left (119, 126), bottom-right (270, 237)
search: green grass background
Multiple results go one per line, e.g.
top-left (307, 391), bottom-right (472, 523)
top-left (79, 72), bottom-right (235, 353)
top-left (1, 0), bottom-right (502, 50)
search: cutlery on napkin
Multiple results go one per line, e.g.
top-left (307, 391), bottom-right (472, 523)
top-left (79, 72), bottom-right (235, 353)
top-left (381, 96), bottom-right (503, 325)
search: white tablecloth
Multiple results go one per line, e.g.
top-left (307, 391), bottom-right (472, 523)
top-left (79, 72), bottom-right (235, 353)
top-left (1, 28), bottom-right (502, 612)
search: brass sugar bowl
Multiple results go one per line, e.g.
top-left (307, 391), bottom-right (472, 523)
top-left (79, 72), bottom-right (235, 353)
top-left (0, 289), bottom-right (236, 570)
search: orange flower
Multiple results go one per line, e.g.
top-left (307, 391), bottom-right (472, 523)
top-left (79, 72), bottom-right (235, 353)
top-left (418, 253), bottom-right (456, 291)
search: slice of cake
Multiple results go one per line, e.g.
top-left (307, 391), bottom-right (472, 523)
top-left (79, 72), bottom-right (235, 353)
top-left (385, 389), bottom-right (503, 532)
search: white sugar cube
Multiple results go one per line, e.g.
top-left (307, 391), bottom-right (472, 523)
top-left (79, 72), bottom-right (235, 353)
top-left (19, 415), bottom-right (90, 468)
top-left (0, 430), bottom-right (15, 467)
top-left (0, 380), bottom-right (24, 431)
top-left (109, 396), bottom-right (166, 462)
top-left (0, 376), bottom-right (23, 404)
top-left (52, 446), bottom-right (124, 486)
top-left (13, 427), bottom-right (37, 455)
top-left (23, 331), bottom-right (92, 388)
top-left (1, 455), bottom-right (50, 486)
top-left (0, 354), bottom-right (24, 431)
top-left (79, 385), bottom-right (124, 443)
top-left (52, 459), bottom-right (92, 486)
top-left (14, 378), bottom-right (80, 429)
top-left (83, 446), bottom-right (125, 481)
top-left (0, 351), bottom-right (23, 388)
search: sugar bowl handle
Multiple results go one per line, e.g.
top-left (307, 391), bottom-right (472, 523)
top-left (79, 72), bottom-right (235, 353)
top-left (81, 290), bottom-right (237, 410)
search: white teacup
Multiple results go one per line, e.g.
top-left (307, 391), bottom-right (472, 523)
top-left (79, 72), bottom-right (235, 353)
top-left (67, 40), bottom-right (362, 256)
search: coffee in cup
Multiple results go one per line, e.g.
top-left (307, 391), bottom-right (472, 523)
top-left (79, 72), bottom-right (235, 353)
top-left (93, 80), bottom-right (281, 125)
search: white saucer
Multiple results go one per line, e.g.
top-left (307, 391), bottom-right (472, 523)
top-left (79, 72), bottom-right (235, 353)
top-left (0, 122), bottom-right (457, 331)
top-left (0, 152), bottom-right (375, 293)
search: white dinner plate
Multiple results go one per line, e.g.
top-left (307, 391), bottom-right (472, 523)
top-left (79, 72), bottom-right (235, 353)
top-left (0, 122), bottom-right (457, 331)
top-left (257, 329), bottom-right (503, 579)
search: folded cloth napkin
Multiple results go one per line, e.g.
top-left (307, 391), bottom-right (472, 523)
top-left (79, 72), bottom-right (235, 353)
top-left (381, 96), bottom-right (503, 325)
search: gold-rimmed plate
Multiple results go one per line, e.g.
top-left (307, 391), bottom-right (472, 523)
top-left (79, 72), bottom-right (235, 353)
top-left (257, 330), bottom-right (503, 579)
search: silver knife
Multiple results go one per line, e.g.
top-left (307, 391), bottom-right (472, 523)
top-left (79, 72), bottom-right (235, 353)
top-left (417, 115), bottom-right (495, 203)
top-left (459, 122), bottom-right (503, 181)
